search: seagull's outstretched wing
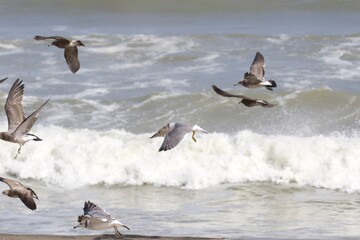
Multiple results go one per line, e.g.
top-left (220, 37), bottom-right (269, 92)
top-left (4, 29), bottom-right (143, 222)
top-left (83, 201), bottom-right (113, 220)
top-left (249, 52), bottom-right (265, 80)
top-left (159, 123), bottom-right (192, 152)
top-left (0, 77), bottom-right (8, 83)
top-left (17, 188), bottom-right (37, 210)
top-left (34, 35), bottom-right (69, 41)
top-left (5, 79), bottom-right (25, 132)
top-left (0, 177), bottom-right (23, 189)
top-left (12, 98), bottom-right (50, 137)
top-left (212, 85), bottom-right (252, 100)
top-left (64, 47), bottom-right (80, 73)
top-left (150, 123), bottom-right (174, 139)
top-left (212, 85), bottom-right (276, 108)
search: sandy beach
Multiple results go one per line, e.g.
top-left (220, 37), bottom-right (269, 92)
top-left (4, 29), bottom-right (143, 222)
top-left (0, 234), bottom-right (221, 240)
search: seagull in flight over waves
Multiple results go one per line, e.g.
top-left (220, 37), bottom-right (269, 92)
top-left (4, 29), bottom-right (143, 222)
top-left (0, 79), bottom-right (50, 159)
top-left (34, 35), bottom-right (85, 73)
top-left (235, 52), bottom-right (277, 91)
top-left (212, 85), bottom-right (276, 108)
top-left (150, 122), bottom-right (208, 152)
top-left (74, 201), bottom-right (131, 239)
top-left (0, 177), bottom-right (39, 210)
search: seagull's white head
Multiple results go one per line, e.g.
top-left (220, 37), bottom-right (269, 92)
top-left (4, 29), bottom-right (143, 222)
top-left (69, 40), bottom-right (85, 47)
top-left (192, 125), bottom-right (208, 134)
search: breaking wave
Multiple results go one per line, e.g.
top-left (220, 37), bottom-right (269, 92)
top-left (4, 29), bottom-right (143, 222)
top-left (0, 126), bottom-right (359, 193)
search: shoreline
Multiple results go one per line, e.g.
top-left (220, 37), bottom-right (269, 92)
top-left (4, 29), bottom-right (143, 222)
top-left (0, 234), bottom-right (222, 240)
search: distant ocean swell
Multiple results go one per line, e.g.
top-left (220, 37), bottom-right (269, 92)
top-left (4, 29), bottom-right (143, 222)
top-left (0, 126), bottom-right (359, 193)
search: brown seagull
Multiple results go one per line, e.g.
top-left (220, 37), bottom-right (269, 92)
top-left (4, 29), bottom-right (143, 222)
top-left (235, 52), bottom-right (277, 91)
top-left (212, 85), bottom-right (276, 108)
top-left (0, 177), bottom-right (39, 210)
top-left (34, 35), bottom-right (85, 73)
top-left (0, 79), bottom-right (50, 158)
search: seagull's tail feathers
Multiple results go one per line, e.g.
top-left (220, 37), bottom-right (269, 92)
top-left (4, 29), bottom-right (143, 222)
top-left (27, 134), bottom-right (42, 141)
top-left (261, 80), bottom-right (277, 90)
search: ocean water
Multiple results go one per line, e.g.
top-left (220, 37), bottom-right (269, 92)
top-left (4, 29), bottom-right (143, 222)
top-left (0, 0), bottom-right (360, 239)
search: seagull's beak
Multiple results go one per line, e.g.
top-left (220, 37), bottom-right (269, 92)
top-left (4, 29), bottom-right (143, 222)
top-left (80, 43), bottom-right (85, 47)
top-left (149, 133), bottom-right (157, 139)
top-left (73, 225), bottom-right (80, 229)
top-left (234, 80), bottom-right (244, 86)
top-left (121, 223), bottom-right (131, 231)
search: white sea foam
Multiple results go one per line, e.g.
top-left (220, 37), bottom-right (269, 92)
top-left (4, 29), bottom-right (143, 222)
top-left (317, 37), bottom-right (360, 80)
top-left (0, 43), bottom-right (24, 56)
top-left (266, 34), bottom-right (291, 44)
top-left (0, 126), bottom-right (359, 193)
top-left (83, 34), bottom-right (197, 71)
top-left (0, 43), bottom-right (17, 50)
top-left (320, 48), bottom-right (352, 66)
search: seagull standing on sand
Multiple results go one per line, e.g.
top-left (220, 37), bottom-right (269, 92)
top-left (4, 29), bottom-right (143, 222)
top-left (0, 177), bottom-right (39, 210)
top-left (150, 122), bottom-right (208, 151)
top-left (235, 52), bottom-right (277, 91)
top-left (74, 201), bottom-right (131, 239)
top-left (0, 79), bottom-right (50, 158)
top-left (212, 85), bottom-right (276, 108)
top-left (34, 35), bottom-right (85, 73)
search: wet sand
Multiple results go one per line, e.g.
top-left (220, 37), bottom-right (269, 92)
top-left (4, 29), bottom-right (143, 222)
top-left (0, 234), bottom-right (222, 240)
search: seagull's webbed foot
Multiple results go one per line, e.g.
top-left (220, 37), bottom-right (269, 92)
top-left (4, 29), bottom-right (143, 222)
top-left (192, 131), bottom-right (197, 142)
top-left (114, 227), bottom-right (124, 239)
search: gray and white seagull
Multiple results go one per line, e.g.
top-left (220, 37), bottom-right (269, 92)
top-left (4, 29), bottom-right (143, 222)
top-left (150, 122), bottom-right (208, 152)
top-left (0, 177), bottom-right (39, 210)
top-left (235, 52), bottom-right (277, 91)
top-left (74, 201), bottom-right (131, 239)
top-left (212, 85), bottom-right (276, 108)
top-left (34, 35), bottom-right (85, 73)
top-left (0, 79), bottom-right (50, 158)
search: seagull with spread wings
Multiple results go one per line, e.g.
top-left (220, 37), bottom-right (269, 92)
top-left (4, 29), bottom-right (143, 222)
top-left (235, 52), bottom-right (277, 91)
top-left (212, 85), bottom-right (276, 108)
top-left (0, 177), bottom-right (39, 210)
top-left (34, 35), bottom-right (85, 73)
top-left (0, 79), bottom-right (50, 158)
top-left (150, 122), bottom-right (208, 152)
top-left (74, 201), bottom-right (130, 239)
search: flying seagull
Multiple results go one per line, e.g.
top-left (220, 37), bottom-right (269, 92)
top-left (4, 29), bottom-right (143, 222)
top-left (34, 35), bottom-right (85, 73)
top-left (150, 122), bottom-right (208, 152)
top-left (212, 85), bottom-right (276, 108)
top-left (0, 177), bottom-right (39, 210)
top-left (0, 79), bottom-right (50, 158)
top-left (74, 201), bottom-right (130, 239)
top-left (0, 77), bottom-right (7, 83)
top-left (235, 52), bottom-right (277, 91)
